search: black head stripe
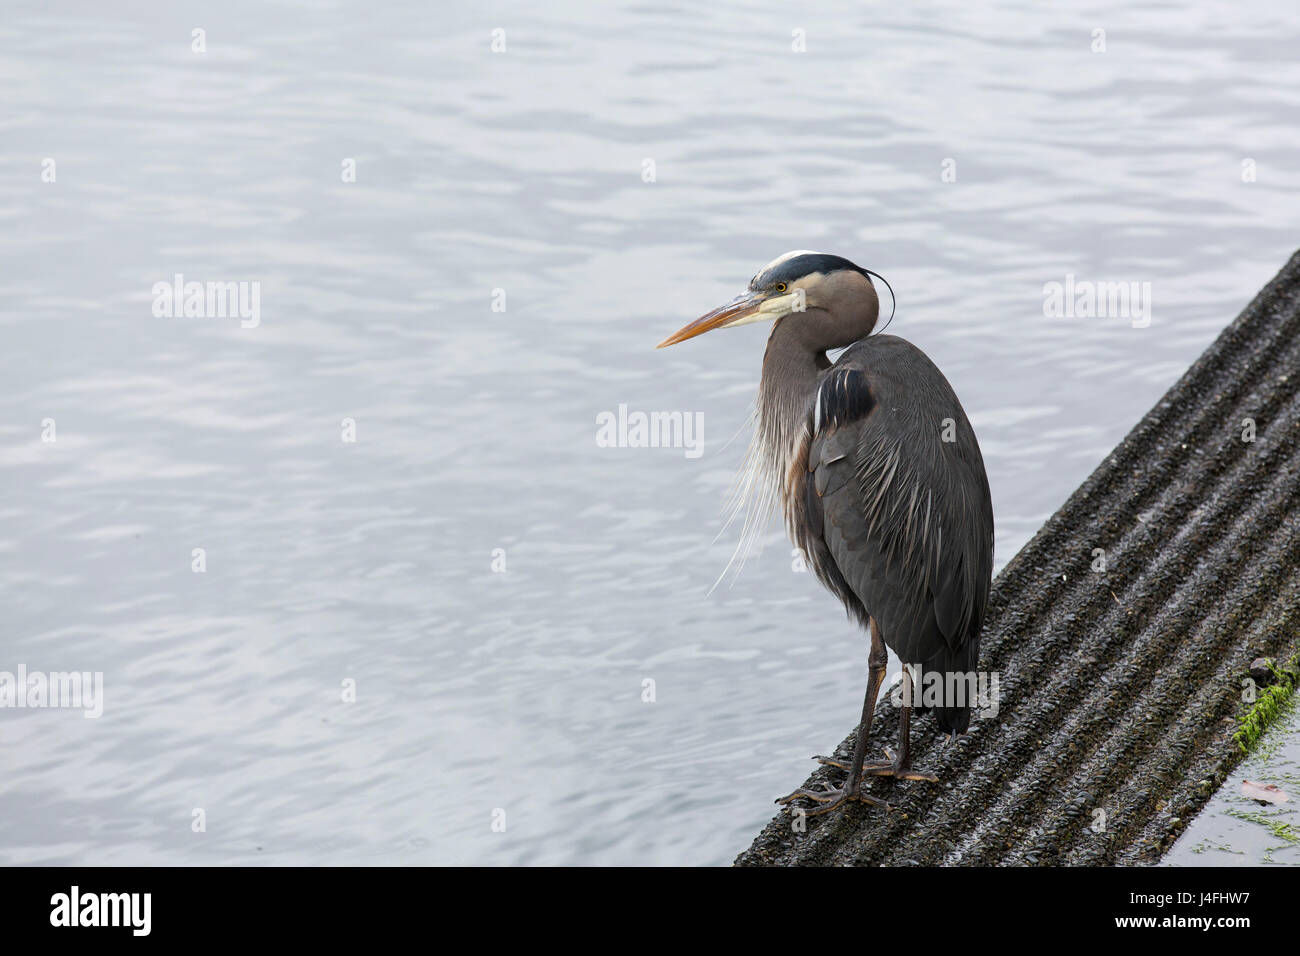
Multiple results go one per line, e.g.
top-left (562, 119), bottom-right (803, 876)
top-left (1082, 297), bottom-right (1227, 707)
top-left (754, 253), bottom-right (872, 288)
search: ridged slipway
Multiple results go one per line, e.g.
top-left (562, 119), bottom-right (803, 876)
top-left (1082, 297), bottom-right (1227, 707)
top-left (736, 250), bottom-right (1300, 867)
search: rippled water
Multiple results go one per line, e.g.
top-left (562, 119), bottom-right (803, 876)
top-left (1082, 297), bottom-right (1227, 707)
top-left (2, 1), bottom-right (1299, 865)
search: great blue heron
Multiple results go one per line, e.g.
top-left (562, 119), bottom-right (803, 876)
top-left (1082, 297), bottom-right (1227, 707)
top-left (658, 251), bottom-right (993, 815)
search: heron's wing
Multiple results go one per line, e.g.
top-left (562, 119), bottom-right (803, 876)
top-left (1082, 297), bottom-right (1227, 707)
top-left (800, 336), bottom-right (993, 668)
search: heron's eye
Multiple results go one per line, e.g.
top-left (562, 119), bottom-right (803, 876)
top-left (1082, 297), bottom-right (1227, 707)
top-left (774, 282), bottom-right (788, 293)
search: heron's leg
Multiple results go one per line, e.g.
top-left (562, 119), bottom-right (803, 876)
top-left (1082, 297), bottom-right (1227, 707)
top-left (863, 668), bottom-right (939, 782)
top-left (777, 619), bottom-right (891, 815)
top-left (810, 626), bottom-right (895, 774)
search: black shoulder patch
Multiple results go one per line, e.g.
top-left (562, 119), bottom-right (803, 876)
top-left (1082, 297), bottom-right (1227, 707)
top-left (813, 367), bottom-right (876, 434)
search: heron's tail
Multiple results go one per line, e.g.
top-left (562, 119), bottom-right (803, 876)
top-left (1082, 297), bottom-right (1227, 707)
top-left (918, 636), bottom-right (981, 735)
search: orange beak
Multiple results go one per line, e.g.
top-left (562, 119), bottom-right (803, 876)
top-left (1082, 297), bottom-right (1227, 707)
top-left (656, 291), bottom-right (766, 348)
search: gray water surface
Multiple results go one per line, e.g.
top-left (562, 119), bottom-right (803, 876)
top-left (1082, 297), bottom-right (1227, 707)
top-left (3, 1), bottom-right (1299, 865)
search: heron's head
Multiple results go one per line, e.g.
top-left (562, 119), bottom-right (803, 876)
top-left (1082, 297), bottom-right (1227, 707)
top-left (657, 251), bottom-right (890, 350)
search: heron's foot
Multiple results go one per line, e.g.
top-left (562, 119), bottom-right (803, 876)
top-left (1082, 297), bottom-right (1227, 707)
top-left (813, 749), bottom-right (939, 783)
top-left (814, 751), bottom-right (892, 773)
top-left (776, 783), bottom-right (891, 816)
top-left (870, 763), bottom-right (939, 783)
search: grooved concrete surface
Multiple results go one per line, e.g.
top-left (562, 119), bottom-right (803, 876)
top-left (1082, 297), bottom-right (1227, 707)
top-left (736, 251), bottom-right (1300, 867)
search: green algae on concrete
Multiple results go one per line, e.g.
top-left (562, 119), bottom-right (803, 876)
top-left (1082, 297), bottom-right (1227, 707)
top-left (1234, 652), bottom-right (1299, 755)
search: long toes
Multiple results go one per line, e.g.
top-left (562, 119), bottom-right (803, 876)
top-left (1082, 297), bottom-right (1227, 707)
top-left (817, 756), bottom-right (897, 774)
top-left (802, 798), bottom-right (850, 817)
top-left (779, 787), bottom-right (893, 814)
top-left (897, 770), bottom-right (939, 782)
top-left (858, 762), bottom-right (939, 781)
top-left (813, 755), bottom-right (850, 770)
top-left (801, 788), bottom-right (841, 803)
top-left (776, 787), bottom-right (841, 805)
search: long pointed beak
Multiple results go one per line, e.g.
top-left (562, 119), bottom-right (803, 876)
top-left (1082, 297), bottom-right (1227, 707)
top-left (656, 291), bottom-right (765, 348)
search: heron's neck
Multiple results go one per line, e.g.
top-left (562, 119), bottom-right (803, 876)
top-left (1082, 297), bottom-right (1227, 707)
top-left (757, 323), bottom-right (825, 496)
top-left (724, 322), bottom-right (826, 575)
